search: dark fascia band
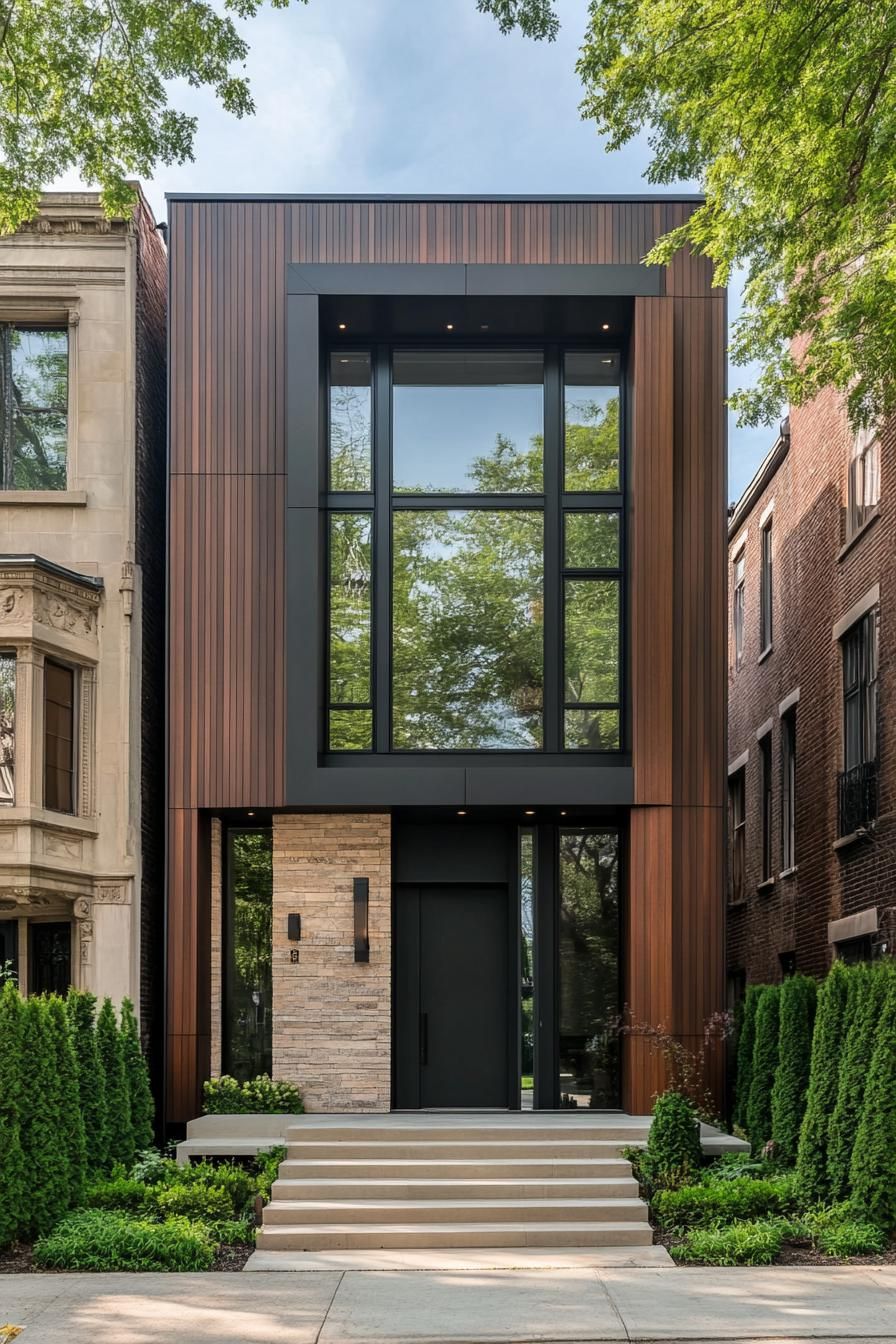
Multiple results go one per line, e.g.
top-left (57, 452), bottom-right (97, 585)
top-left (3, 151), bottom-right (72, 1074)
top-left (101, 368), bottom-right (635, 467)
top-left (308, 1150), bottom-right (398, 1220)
top-left (287, 262), bottom-right (662, 298)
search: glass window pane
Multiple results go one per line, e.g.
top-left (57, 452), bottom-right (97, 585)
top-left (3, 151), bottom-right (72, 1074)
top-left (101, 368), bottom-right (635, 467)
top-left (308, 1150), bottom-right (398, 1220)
top-left (564, 512), bottom-right (620, 569)
top-left (564, 579), bottom-right (620, 704)
top-left (328, 513), bottom-right (372, 705)
top-left (11, 328), bottom-right (68, 409)
top-left (392, 509), bottom-right (544, 749)
top-left (564, 352), bottom-right (620, 492)
top-left (329, 708), bottom-right (373, 752)
top-left (0, 653), bottom-right (15, 804)
top-left (393, 350), bottom-right (544, 493)
top-left (564, 707), bottom-right (619, 751)
top-left (224, 829), bottom-right (273, 1081)
top-left (329, 352), bottom-right (371, 490)
top-left (3, 327), bottom-right (69, 491)
top-left (558, 830), bottom-right (620, 1108)
top-left (44, 661), bottom-right (75, 813)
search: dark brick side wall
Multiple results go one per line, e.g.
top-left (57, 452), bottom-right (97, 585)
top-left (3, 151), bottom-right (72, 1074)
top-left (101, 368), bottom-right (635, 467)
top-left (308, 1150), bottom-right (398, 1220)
top-left (727, 381), bottom-right (895, 988)
top-left (132, 193), bottom-right (167, 1083)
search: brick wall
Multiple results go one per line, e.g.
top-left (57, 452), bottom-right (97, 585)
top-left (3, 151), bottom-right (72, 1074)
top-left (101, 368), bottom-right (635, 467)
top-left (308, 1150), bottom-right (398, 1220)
top-left (272, 814), bottom-right (391, 1111)
top-left (727, 386), bottom-right (895, 987)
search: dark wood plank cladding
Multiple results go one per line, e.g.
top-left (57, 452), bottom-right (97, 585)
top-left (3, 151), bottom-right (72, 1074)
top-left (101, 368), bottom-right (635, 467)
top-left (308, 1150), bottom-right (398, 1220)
top-left (167, 196), bottom-right (721, 1120)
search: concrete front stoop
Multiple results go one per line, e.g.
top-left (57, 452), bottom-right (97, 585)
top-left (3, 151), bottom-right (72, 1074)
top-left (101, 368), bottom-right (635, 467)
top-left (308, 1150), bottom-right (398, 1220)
top-left (255, 1114), bottom-right (656, 1253)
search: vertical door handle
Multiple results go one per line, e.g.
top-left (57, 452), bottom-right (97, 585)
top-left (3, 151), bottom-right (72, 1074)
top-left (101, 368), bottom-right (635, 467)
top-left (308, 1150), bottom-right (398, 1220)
top-left (419, 1012), bottom-right (428, 1066)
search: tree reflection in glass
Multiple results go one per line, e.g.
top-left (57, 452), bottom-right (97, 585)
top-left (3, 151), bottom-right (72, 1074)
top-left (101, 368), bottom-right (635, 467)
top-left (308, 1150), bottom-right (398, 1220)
top-left (328, 513), bottom-right (372, 750)
top-left (329, 352), bottom-right (371, 491)
top-left (558, 829), bottom-right (620, 1108)
top-left (224, 829), bottom-right (273, 1082)
top-left (1, 326), bottom-right (68, 490)
top-left (564, 352), bottom-right (620, 492)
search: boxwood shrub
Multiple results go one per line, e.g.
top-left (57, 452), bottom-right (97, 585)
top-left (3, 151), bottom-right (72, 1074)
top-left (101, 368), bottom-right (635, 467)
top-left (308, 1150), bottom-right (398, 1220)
top-left (653, 1175), bottom-right (796, 1232)
top-left (33, 1209), bottom-right (215, 1272)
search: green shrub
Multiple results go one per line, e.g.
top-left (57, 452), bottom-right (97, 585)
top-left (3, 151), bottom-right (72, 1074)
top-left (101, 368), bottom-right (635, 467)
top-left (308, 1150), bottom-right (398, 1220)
top-left (155, 1181), bottom-right (234, 1221)
top-left (653, 1175), bottom-right (796, 1232)
top-left (817, 1220), bottom-right (887, 1257)
top-left (84, 1174), bottom-right (153, 1213)
top-left (255, 1145), bottom-right (286, 1203)
top-left (20, 996), bottom-right (70, 1237)
top-left (202, 1074), bottom-right (304, 1115)
top-left (33, 1209), bottom-right (215, 1272)
top-left (828, 960), bottom-right (894, 1201)
top-left (120, 998), bottom-right (155, 1152)
top-left (770, 974), bottom-right (816, 1163)
top-left (204, 1217), bottom-right (256, 1246)
top-left (670, 1217), bottom-right (787, 1265)
top-left (796, 961), bottom-right (850, 1204)
top-left (96, 997), bottom-right (134, 1171)
top-left (642, 1091), bottom-right (702, 1192)
top-left (849, 973), bottom-right (896, 1230)
top-left (67, 990), bottom-right (108, 1174)
top-left (176, 1160), bottom-right (257, 1216)
top-left (745, 985), bottom-right (780, 1151)
top-left (733, 985), bottom-right (764, 1131)
top-left (46, 994), bottom-right (88, 1209)
top-left (0, 981), bottom-right (26, 1247)
top-left (701, 1153), bottom-right (776, 1182)
top-left (132, 1148), bottom-right (178, 1185)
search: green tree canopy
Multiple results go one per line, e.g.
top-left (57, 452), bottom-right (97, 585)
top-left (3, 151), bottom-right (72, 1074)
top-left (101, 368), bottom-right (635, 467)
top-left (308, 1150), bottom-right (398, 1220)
top-left (482, 0), bottom-right (896, 430)
top-left (0, 0), bottom-right (304, 233)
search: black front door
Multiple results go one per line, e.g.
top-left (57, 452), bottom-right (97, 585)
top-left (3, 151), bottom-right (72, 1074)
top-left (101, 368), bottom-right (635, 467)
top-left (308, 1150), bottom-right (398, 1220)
top-left (395, 885), bottom-right (510, 1108)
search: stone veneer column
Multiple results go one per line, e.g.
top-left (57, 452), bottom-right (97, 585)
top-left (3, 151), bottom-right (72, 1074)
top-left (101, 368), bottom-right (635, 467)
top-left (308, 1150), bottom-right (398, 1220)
top-left (272, 814), bottom-right (391, 1111)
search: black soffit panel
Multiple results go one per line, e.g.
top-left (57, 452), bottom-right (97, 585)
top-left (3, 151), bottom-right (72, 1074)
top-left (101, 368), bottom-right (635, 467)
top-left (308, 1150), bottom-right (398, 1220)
top-left (287, 262), bottom-right (662, 298)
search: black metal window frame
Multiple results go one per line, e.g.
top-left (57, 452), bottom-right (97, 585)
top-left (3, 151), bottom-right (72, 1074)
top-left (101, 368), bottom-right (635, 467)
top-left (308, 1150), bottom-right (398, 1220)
top-left (759, 519), bottom-right (773, 654)
top-left (728, 767), bottom-right (746, 904)
top-left (759, 731), bottom-right (773, 882)
top-left (286, 262), bottom-right (641, 808)
top-left (780, 706), bottom-right (796, 870)
top-left (733, 550), bottom-right (745, 670)
top-left (838, 607), bottom-right (879, 835)
top-left (324, 340), bottom-right (626, 758)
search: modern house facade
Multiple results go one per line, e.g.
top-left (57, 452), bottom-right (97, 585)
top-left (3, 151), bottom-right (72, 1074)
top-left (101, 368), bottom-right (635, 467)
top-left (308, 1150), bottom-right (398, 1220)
top-left (0, 190), bottom-right (167, 1050)
top-left (726, 382), bottom-right (893, 989)
top-left (166, 194), bottom-right (726, 1125)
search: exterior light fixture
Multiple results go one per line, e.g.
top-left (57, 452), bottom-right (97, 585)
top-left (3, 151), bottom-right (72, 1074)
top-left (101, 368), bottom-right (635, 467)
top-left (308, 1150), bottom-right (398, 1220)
top-left (353, 877), bottom-right (370, 963)
top-left (457, 809), bottom-right (467, 816)
top-left (524, 809), bottom-right (535, 816)
top-left (338, 323), bottom-right (347, 331)
top-left (446, 323), bottom-right (454, 331)
top-left (480, 324), bottom-right (489, 331)
top-left (247, 810), bottom-right (255, 816)
top-left (601, 323), bottom-right (610, 331)
top-left (287, 913), bottom-right (301, 941)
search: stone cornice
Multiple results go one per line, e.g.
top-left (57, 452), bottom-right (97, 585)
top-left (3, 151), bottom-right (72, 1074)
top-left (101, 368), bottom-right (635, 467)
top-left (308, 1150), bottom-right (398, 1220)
top-left (0, 556), bottom-right (102, 652)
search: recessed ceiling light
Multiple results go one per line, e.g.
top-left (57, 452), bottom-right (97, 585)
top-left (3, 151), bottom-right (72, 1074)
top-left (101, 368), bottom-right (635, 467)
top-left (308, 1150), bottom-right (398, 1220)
top-left (247, 810), bottom-right (255, 816)
top-left (601, 323), bottom-right (610, 331)
top-left (457, 809), bottom-right (467, 816)
top-left (338, 323), bottom-right (347, 331)
top-left (560, 810), bottom-right (567, 816)
top-left (480, 324), bottom-right (489, 331)
top-left (446, 323), bottom-right (454, 331)
top-left (601, 357), bottom-right (614, 365)
top-left (524, 809), bottom-right (535, 816)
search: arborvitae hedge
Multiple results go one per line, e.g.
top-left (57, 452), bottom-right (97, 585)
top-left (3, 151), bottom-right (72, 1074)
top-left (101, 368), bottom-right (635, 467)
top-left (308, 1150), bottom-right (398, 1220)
top-left (0, 981), bottom-right (26, 1247)
top-left (19, 997), bottom-right (71, 1237)
top-left (733, 984), bottom-right (764, 1133)
top-left (770, 975), bottom-right (816, 1164)
top-left (746, 985), bottom-right (780, 1150)
top-left (827, 962), bottom-right (891, 1201)
top-left (47, 995), bottom-right (88, 1208)
top-left (646, 1090), bottom-right (703, 1187)
top-left (67, 989), bottom-right (109, 1174)
top-left (120, 997), bottom-right (155, 1152)
top-left (849, 973), bottom-right (896, 1229)
top-left (97, 997), bottom-right (134, 1171)
top-left (796, 959), bottom-right (850, 1205)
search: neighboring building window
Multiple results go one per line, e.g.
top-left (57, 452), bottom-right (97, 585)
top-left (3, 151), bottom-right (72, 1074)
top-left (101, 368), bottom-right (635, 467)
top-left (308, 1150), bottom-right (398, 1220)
top-left (839, 608), bottom-right (879, 834)
top-left (779, 950), bottom-right (796, 977)
top-left (28, 922), bottom-right (71, 994)
top-left (847, 423), bottom-right (880, 539)
top-left (44, 660), bottom-right (76, 813)
top-left (759, 732), bottom-right (773, 882)
top-left (0, 324), bottom-right (68, 490)
top-left (223, 827), bottom-right (273, 1081)
top-left (733, 551), bottom-right (745, 670)
top-left (759, 519), bottom-right (773, 652)
top-left (729, 768), bottom-right (746, 903)
top-left (781, 707), bottom-right (796, 870)
top-left (837, 934), bottom-right (873, 965)
top-left (0, 652), bottom-right (14, 804)
top-left (0, 920), bottom-right (18, 982)
top-left (326, 346), bottom-right (623, 753)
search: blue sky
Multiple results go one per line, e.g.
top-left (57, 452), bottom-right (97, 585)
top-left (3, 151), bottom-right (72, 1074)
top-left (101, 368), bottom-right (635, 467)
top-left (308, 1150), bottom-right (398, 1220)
top-left (137, 0), bottom-right (775, 500)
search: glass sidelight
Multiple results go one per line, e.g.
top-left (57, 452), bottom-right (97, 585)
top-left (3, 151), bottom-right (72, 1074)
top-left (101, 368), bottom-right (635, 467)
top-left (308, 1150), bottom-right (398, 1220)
top-left (223, 827), bottom-right (273, 1081)
top-left (522, 825), bottom-right (621, 1109)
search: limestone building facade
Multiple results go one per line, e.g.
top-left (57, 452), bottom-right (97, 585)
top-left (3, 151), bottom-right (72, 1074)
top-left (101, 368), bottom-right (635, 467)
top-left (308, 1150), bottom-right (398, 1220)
top-left (0, 190), bottom-right (166, 1054)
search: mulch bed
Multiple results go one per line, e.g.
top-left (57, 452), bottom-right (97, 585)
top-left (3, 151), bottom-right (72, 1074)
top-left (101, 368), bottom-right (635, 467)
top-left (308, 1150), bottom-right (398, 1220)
top-left (0, 1242), bottom-right (254, 1273)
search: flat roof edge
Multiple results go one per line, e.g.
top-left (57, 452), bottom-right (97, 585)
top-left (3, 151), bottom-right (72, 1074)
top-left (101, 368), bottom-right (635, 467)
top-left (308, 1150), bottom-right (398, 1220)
top-left (164, 192), bottom-right (705, 204)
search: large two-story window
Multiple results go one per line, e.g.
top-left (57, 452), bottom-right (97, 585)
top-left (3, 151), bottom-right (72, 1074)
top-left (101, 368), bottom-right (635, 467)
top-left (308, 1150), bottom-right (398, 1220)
top-left (326, 346), bottom-right (624, 754)
top-left (0, 324), bottom-right (68, 490)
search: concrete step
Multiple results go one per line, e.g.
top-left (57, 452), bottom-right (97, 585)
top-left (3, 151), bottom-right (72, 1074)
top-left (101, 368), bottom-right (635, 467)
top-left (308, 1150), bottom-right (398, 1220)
top-left (284, 1124), bottom-right (647, 1144)
top-left (285, 1140), bottom-right (633, 1160)
top-left (270, 1176), bottom-right (640, 1201)
top-left (262, 1197), bottom-right (648, 1226)
top-left (255, 1220), bottom-right (655, 1251)
top-left (277, 1157), bottom-right (633, 1180)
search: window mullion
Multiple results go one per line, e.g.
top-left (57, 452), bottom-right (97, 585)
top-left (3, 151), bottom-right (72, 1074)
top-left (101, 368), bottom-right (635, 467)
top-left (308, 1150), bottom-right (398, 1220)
top-left (543, 347), bottom-right (562, 753)
top-left (374, 344), bottom-right (392, 753)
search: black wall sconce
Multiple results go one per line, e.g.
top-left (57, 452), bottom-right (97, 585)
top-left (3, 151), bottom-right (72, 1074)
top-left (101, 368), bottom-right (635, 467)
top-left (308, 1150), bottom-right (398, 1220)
top-left (287, 913), bottom-right (301, 941)
top-left (353, 878), bottom-right (369, 963)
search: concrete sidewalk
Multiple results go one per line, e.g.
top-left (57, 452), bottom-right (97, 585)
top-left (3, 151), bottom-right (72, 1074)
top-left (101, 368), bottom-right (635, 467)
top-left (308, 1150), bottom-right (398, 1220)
top-left (3, 1265), bottom-right (896, 1343)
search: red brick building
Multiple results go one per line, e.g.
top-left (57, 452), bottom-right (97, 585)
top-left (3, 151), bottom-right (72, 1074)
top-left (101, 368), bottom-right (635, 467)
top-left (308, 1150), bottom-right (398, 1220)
top-left (726, 382), bottom-right (894, 993)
